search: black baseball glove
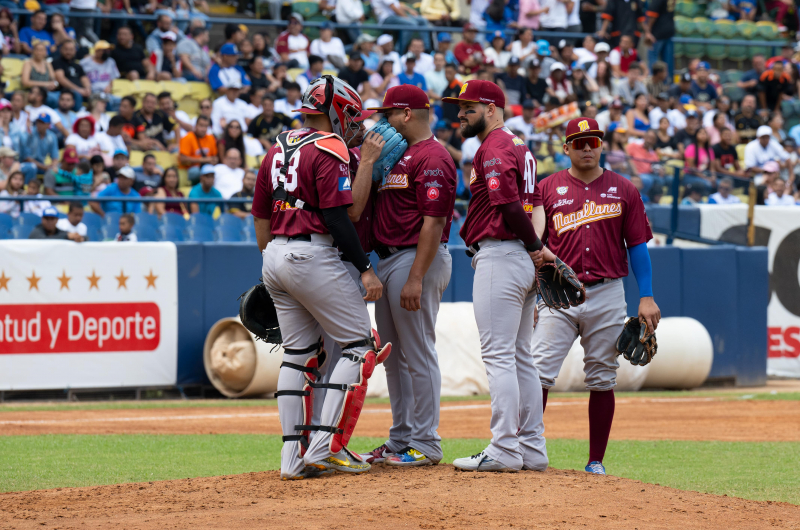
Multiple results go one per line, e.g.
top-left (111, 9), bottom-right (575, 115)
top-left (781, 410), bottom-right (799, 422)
top-left (537, 257), bottom-right (586, 310)
top-left (238, 282), bottom-right (282, 344)
top-left (615, 317), bottom-right (657, 366)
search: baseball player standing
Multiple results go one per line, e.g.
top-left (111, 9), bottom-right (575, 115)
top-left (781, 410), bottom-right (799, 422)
top-left (531, 117), bottom-right (661, 475)
top-left (253, 76), bottom-right (391, 480)
top-left (442, 80), bottom-right (549, 472)
top-left (359, 85), bottom-right (458, 467)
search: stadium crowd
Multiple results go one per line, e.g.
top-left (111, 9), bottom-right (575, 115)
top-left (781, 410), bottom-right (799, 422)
top-left (0, 0), bottom-right (799, 241)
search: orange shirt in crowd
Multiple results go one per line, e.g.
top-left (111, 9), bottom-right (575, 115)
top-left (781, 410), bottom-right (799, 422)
top-left (625, 142), bottom-right (660, 175)
top-left (179, 131), bottom-right (218, 169)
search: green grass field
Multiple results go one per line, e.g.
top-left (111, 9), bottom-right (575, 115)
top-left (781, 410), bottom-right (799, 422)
top-left (1, 434), bottom-right (798, 504)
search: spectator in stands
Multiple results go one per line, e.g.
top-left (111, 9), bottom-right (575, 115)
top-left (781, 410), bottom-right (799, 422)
top-left (425, 53), bottom-right (447, 102)
top-left (605, 126), bottom-right (634, 176)
top-left (218, 121), bottom-right (246, 168)
top-left (626, 93), bottom-right (650, 140)
top-left (275, 14), bottom-right (309, 70)
top-left (112, 26), bottom-right (154, 81)
top-left (107, 149), bottom-right (130, 182)
top-left (738, 55), bottom-right (765, 96)
top-left (65, 116), bottom-right (100, 160)
top-left (765, 177), bottom-right (795, 205)
top-left (210, 80), bottom-right (249, 137)
top-left (54, 92), bottom-right (77, 139)
top-left (370, 60), bottom-right (401, 99)
top-left (56, 202), bottom-right (88, 239)
top-left (0, 147), bottom-right (19, 191)
top-left (73, 160), bottom-right (95, 196)
top-left (505, 99), bottom-right (536, 142)
top-left (668, 72), bottom-right (692, 104)
top-left (43, 146), bottom-right (79, 196)
top-left (177, 26), bottom-right (211, 83)
top-left (684, 127), bottom-right (715, 191)
top-left (708, 177), bottom-right (741, 204)
top-left (134, 93), bottom-right (174, 151)
top-left (674, 110), bottom-right (700, 154)
top-left (248, 55), bottom-right (271, 92)
top-left (538, 0), bottom-right (571, 39)
top-left (25, 87), bottom-right (67, 138)
top-left (517, 0), bottom-right (544, 30)
top-left (484, 0), bottom-right (516, 34)
top-left (585, 41), bottom-right (609, 80)
top-left (21, 42), bottom-right (58, 107)
top-left (50, 40), bottom-right (91, 111)
top-left (0, 171), bottom-right (23, 217)
top-left (228, 169), bottom-right (256, 219)
top-left (76, 94), bottom-right (109, 135)
top-left (706, 111), bottom-right (736, 146)
top-left (91, 165), bottom-right (141, 216)
top-left (497, 57), bottom-right (525, 106)
top-left (0, 8), bottom-right (20, 55)
top-left (22, 178), bottom-right (52, 216)
top-left (189, 164), bottom-right (222, 215)
top-left (626, 130), bottom-right (663, 193)
top-left (115, 213), bottom-right (137, 241)
top-left (615, 62), bottom-right (647, 106)
top-left (372, 0), bottom-right (432, 54)
top-left (271, 81), bottom-right (301, 120)
top-left (433, 119), bottom-right (462, 166)
top-left (134, 154), bottom-right (163, 190)
top-left (608, 34), bottom-right (638, 77)
top-left (336, 54), bottom-right (369, 95)
top-left (454, 24), bottom-right (485, 75)
top-left (759, 60), bottom-right (793, 115)
top-left (556, 39), bottom-right (575, 67)
top-left (745, 125), bottom-right (791, 176)
top-left (570, 64), bottom-right (599, 106)
top-left (146, 13), bottom-right (184, 53)
top-left (48, 13), bottom-right (76, 48)
top-left (524, 59), bottom-right (547, 106)
top-left (646, 61), bottom-right (668, 104)
top-left (420, 0), bottom-right (461, 24)
top-left (19, 10), bottom-right (54, 56)
top-left (596, 98), bottom-right (624, 134)
top-left (728, 0), bottom-right (756, 20)
top-left (690, 62), bottom-right (717, 112)
top-left (180, 115), bottom-right (218, 183)
top-left (546, 62), bottom-right (572, 104)
top-left (734, 94), bottom-right (763, 145)
top-left (159, 92), bottom-right (191, 141)
top-left (153, 167), bottom-right (186, 216)
top-left (711, 128), bottom-right (745, 179)
top-left (95, 116), bottom-right (128, 166)
top-left (484, 31), bottom-right (512, 70)
top-left (211, 43), bottom-right (253, 94)
top-left (680, 182), bottom-right (703, 205)
top-left (402, 37), bottom-right (434, 74)
top-left (21, 114), bottom-right (59, 185)
top-left (0, 104), bottom-right (19, 156)
top-left (434, 32), bottom-right (456, 66)
top-left (213, 148), bottom-right (245, 199)
top-left (29, 206), bottom-right (82, 240)
top-left (152, 32), bottom-right (182, 81)
top-left (310, 22), bottom-right (347, 71)
top-left (510, 28), bottom-right (536, 66)
top-left (644, 0), bottom-right (674, 78)
top-left (248, 96), bottom-right (299, 151)
top-left (295, 55), bottom-right (323, 93)
top-left (355, 34), bottom-right (380, 75)
top-left (440, 63), bottom-right (463, 125)
top-left (80, 41), bottom-right (121, 109)
top-left (398, 55), bottom-right (426, 91)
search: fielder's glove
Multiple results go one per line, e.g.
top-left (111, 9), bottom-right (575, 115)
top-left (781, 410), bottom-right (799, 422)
top-left (616, 317), bottom-right (658, 366)
top-left (366, 116), bottom-right (408, 182)
top-left (537, 257), bottom-right (586, 310)
top-left (238, 282), bottom-right (282, 344)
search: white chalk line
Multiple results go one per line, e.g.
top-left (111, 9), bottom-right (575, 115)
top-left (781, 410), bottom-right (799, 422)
top-left (0, 397), bottom-right (721, 426)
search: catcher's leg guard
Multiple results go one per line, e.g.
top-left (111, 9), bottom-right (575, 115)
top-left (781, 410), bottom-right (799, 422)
top-left (294, 329), bottom-right (392, 456)
top-left (273, 338), bottom-right (326, 457)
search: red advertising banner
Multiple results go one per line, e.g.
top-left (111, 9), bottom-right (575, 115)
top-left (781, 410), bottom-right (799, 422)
top-left (768, 326), bottom-right (800, 359)
top-left (0, 303), bottom-right (160, 354)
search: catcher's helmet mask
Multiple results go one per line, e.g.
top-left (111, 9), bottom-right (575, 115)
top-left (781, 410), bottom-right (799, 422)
top-left (299, 75), bottom-right (371, 145)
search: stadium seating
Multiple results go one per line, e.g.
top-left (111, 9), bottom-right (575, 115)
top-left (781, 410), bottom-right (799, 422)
top-left (160, 224), bottom-right (186, 242)
top-left (81, 212), bottom-right (103, 232)
top-left (103, 212), bottom-right (122, 229)
top-left (0, 213), bottom-right (13, 238)
top-left (186, 225), bottom-right (215, 242)
top-left (133, 225), bottom-right (159, 242)
top-left (216, 224), bottom-right (244, 242)
top-left (16, 212), bottom-right (42, 227)
top-left (11, 224), bottom-right (33, 239)
top-left (163, 212), bottom-right (188, 229)
top-left (242, 222), bottom-right (257, 242)
top-left (189, 213), bottom-right (215, 229)
top-left (135, 212), bottom-right (160, 230)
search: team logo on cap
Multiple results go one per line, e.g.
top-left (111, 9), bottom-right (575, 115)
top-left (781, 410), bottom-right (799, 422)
top-left (557, 186), bottom-right (568, 195)
top-left (459, 82), bottom-right (469, 96)
top-left (578, 120), bottom-right (590, 132)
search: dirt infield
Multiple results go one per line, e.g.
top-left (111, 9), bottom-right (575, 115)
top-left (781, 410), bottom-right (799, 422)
top-left (2, 465), bottom-right (799, 530)
top-left (1, 397), bottom-right (799, 442)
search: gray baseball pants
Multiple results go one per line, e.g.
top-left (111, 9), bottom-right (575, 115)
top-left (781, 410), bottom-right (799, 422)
top-left (471, 239), bottom-right (548, 471)
top-left (532, 278), bottom-right (626, 391)
top-left (375, 244), bottom-right (451, 462)
top-left (262, 235), bottom-right (373, 479)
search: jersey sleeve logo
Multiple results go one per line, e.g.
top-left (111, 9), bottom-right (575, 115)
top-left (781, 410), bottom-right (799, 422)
top-left (488, 176), bottom-right (500, 190)
top-left (338, 176), bottom-right (352, 191)
top-left (512, 137), bottom-right (525, 146)
top-left (427, 187), bottom-right (440, 200)
top-left (578, 120), bottom-right (590, 132)
top-left (556, 186), bottom-right (569, 195)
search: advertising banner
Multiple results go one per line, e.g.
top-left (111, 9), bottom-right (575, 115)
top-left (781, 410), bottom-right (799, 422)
top-left (0, 241), bottom-right (178, 389)
top-left (698, 204), bottom-right (800, 376)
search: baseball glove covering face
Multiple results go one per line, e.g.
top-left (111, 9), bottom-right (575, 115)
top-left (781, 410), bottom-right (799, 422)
top-left (616, 317), bottom-right (657, 366)
top-left (537, 257), bottom-right (586, 310)
top-left (238, 282), bottom-right (282, 344)
top-left (365, 116), bottom-right (408, 182)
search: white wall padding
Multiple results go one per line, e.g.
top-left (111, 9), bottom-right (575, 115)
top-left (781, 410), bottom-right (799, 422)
top-left (641, 317), bottom-right (713, 389)
top-left (203, 318), bottom-right (283, 398)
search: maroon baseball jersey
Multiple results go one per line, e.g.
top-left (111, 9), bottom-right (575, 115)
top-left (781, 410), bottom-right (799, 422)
top-left (372, 136), bottom-right (457, 247)
top-left (533, 169), bottom-right (653, 281)
top-left (252, 128), bottom-right (353, 236)
top-left (460, 127), bottom-right (542, 246)
top-left (348, 147), bottom-right (375, 253)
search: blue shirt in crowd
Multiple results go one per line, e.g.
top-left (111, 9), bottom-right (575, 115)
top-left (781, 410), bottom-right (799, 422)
top-left (398, 71), bottom-right (427, 91)
top-left (18, 28), bottom-right (55, 51)
top-left (23, 129), bottom-right (59, 165)
top-left (97, 183), bottom-right (142, 213)
top-left (188, 184), bottom-right (222, 216)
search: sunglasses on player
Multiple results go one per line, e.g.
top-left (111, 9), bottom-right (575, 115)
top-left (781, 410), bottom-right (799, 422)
top-left (570, 137), bottom-right (603, 150)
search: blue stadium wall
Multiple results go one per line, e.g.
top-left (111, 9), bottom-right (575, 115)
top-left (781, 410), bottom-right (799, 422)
top-left (175, 243), bottom-right (769, 387)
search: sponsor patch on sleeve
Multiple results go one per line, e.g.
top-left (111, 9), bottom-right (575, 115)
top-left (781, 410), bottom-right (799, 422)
top-left (338, 176), bottom-right (352, 191)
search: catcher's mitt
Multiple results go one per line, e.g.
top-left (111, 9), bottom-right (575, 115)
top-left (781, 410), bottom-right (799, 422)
top-left (615, 317), bottom-right (657, 366)
top-left (537, 257), bottom-right (586, 310)
top-left (238, 282), bottom-right (282, 344)
top-left (366, 116), bottom-right (408, 182)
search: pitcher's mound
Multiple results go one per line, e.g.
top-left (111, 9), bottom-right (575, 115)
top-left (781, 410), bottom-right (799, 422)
top-left (3, 465), bottom-right (799, 529)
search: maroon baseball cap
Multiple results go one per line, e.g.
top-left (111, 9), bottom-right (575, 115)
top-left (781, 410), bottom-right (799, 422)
top-left (367, 85), bottom-right (431, 111)
top-left (62, 146), bottom-right (79, 164)
top-left (442, 80), bottom-right (506, 108)
top-left (565, 117), bottom-right (604, 141)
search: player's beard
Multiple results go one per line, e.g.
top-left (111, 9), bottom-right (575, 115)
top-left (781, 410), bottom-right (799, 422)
top-left (461, 115), bottom-right (487, 139)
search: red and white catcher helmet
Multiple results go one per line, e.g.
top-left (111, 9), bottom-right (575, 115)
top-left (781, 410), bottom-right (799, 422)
top-left (293, 75), bottom-right (375, 144)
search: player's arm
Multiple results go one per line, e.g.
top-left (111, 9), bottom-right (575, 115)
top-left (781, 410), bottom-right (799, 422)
top-left (350, 131), bottom-right (384, 221)
top-left (530, 204), bottom-right (557, 266)
top-left (323, 206), bottom-right (383, 301)
top-left (401, 214), bottom-right (447, 312)
top-left (628, 242), bottom-right (660, 332)
top-left (254, 216), bottom-right (272, 252)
